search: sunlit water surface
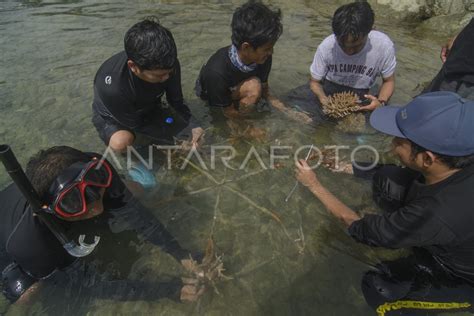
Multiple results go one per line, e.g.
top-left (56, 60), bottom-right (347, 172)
top-left (0, 0), bottom-right (457, 315)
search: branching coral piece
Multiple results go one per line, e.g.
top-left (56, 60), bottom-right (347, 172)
top-left (182, 238), bottom-right (232, 295)
top-left (323, 91), bottom-right (361, 119)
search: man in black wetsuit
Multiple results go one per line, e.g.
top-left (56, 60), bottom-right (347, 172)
top-left (295, 91), bottom-right (474, 315)
top-left (0, 146), bottom-right (203, 304)
top-left (424, 18), bottom-right (474, 100)
top-left (92, 17), bottom-right (204, 153)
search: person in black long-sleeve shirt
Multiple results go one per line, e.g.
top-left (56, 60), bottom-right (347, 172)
top-left (0, 146), bottom-right (203, 304)
top-left (92, 17), bottom-right (203, 152)
top-left (424, 18), bottom-right (474, 100)
top-left (295, 92), bottom-right (474, 315)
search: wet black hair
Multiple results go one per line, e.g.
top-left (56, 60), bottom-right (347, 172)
top-left (25, 146), bottom-right (91, 200)
top-left (410, 141), bottom-right (474, 169)
top-left (124, 16), bottom-right (177, 70)
top-left (231, 0), bottom-right (283, 49)
top-left (332, 1), bottom-right (374, 41)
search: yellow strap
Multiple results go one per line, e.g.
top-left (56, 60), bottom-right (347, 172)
top-left (376, 300), bottom-right (471, 316)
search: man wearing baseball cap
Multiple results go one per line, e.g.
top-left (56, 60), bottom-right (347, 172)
top-left (295, 91), bottom-right (474, 315)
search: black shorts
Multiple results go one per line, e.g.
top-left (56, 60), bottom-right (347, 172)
top-left (92, 111), bottom-right (132, 146)
top-left (92, 110), bottom-right (192, 146)
top-left (194, 77), bottom-right (208, 101)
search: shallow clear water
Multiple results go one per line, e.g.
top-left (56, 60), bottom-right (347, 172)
top-left (0, 0), bottom-right (459, 315)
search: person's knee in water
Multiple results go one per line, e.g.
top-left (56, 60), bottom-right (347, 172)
top-left (231, 77), bottom-right (263, 112)
top-left (108, 130), bottom-right (135, 153)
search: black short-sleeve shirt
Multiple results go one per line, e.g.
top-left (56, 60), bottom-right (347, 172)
top-left (349, 164), bottom-right (474, 283)
top-left (92, 51), bottom-right (191, 130)
top-left (444, 18), bottom-right (474, 84)
top-left (197, 46), bottom-right (272, 107)
top-left (0, 154), bottom-right (132, 278)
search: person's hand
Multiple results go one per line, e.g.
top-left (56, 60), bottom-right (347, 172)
top-left (295, 159), bottom-right (319, 188)
top-left (180, 278), bottom-right (205, 302)
top-left (440, 44), bottom-right (449, 63)
top-left (357, 94), bottom-right (381, 111)
top-left (320, 96), bottom-right (329, 107)
top-left (180, 260), bottom-right (206, 302)
top-left (440, 37), bottom-right (455, 63)
top-left (191, 127), bottom-right (205, 148)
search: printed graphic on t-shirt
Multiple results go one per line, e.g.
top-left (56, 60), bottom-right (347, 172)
top-left (310, 31), bottom-right (396, 89)
top-left (325, 63), bottom-right (377, 87)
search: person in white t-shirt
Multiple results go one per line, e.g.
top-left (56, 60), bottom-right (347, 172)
top-left (310, 2), bottom-right (396, 112)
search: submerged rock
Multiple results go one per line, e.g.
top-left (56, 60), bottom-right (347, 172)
top-left (369, 0), bottom-right (473, 35)
top-left (418, 12), bottom-right (474, 35)
top-left (371, 0), bottom-right (473, 18)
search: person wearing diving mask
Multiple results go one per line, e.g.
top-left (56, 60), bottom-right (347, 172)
top-left (0, 146), bottom-right (203, 304)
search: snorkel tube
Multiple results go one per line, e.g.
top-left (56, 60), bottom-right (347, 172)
top-left (0, 144), bottom-right (99, 257)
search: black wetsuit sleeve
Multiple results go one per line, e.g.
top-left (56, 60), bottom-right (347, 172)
top-left (94, 78), bottom-right (143, 130)
top-left (108, 197), bottom-right (188, 260)
top-left (93, 153), bottom-right (186, 259)
top-left (2, 263), bottom-right (37, 302)
top-left (444, 18), bottom-right (474, 82)
top-left (258, 56), bottom-right (272, 84)
top-left (165, 60), bottom-right (191, 121)
top-left (348, 201), bottom-right (456, 249)
top-left (103, 93), bottom-right (141, 130)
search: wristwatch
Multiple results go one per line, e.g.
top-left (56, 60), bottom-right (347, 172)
top-left (378, 99), bottom-right (387, 106)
